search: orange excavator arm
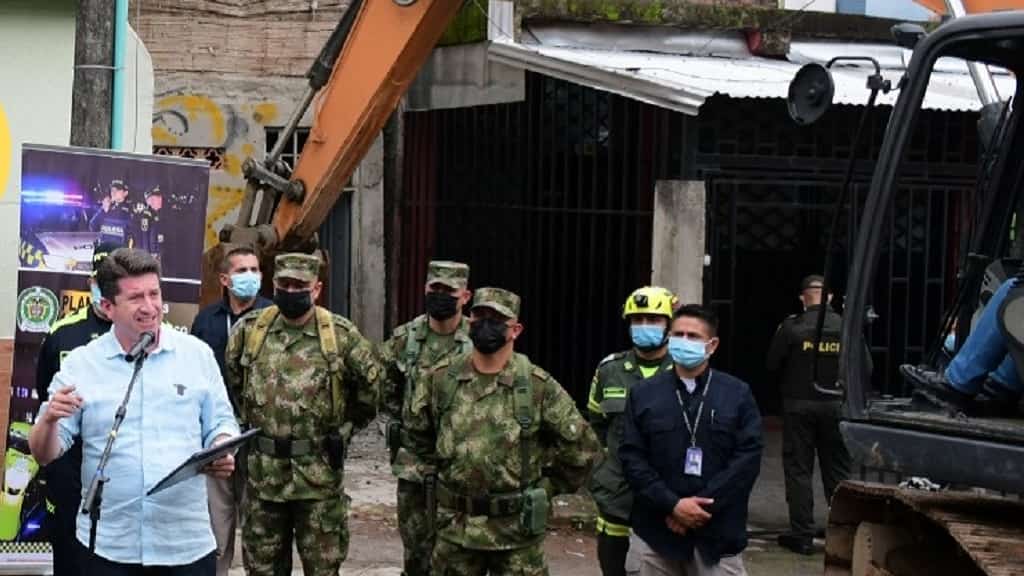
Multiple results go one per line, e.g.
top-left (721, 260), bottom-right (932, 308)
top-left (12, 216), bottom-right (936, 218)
top-left (223, 0), bottom-right (465, 253)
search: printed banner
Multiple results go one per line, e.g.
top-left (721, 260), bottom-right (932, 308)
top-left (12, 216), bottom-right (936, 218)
top-left (2, 144), bottom-right (208, 557)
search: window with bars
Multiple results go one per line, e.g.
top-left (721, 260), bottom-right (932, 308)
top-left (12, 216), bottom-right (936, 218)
top-left (263, 126), bottom-right (354, 315)
top-left (264, 127), bottom-right (360, 190)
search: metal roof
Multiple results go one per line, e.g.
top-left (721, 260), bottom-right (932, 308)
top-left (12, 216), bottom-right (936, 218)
top-left (488, 35), bottom-right (1016, 116)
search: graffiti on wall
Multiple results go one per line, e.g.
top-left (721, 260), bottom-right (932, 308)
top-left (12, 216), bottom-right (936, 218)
top-left (152, 94), bottom-right (281, 248)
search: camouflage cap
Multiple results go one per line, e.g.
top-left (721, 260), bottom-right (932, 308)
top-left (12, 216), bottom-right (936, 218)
top-left (471, 287), bottom-right (520, 319)
top-left (274, 252), bottom-right (321, 283)
top-left (426, 260), bottom-right (469, 290)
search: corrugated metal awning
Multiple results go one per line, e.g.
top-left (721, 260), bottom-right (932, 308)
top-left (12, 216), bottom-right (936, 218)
top-left (489, 38), bottom-right (1016, 116)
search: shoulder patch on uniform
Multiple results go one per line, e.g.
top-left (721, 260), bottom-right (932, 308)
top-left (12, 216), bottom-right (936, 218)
top-left (598, 351), bottom-right (627, 367)
top-left (238, 307), bottom-right (265, 324)
top-left (531, 365), bottom-right (551, 381)
top-left (391, 319), bottom-right (415, 338)
top-left (331, 313), bottom-right (357, 332)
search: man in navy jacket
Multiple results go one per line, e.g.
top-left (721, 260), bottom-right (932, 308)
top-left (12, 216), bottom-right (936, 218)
top-left (620, 304), bottom-right (762, 575)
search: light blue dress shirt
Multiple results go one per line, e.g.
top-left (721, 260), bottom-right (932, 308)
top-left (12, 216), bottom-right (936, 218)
top-left (42, 326), bottom-right (240, 565)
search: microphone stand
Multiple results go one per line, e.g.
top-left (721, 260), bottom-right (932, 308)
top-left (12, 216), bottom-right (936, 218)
top-left (81, 350), bottom-right (148, 565)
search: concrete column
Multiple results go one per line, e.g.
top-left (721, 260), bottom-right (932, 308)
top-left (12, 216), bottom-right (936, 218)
top-left (652, 180), bottom-right (706, 304)
top-left (350, 134), bottom-right (386, 342)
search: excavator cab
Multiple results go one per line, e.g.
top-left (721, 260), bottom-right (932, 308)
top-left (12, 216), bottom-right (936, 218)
top-left (790, 10), bottom-right (1024, 575)
top-left (835, 11), bottom-right (1024, 494)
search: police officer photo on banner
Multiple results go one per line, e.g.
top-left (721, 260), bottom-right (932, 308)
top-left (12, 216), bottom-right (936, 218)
top-left (1, 144), bottom-right (209, 568)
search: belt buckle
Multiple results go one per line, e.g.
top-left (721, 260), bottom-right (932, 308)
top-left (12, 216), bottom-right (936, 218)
top-left (274, 437), bottom-right (291, 458)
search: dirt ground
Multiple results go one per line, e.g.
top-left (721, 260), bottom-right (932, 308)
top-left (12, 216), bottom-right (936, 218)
top-left (229, 417), bottom-right (828, 575)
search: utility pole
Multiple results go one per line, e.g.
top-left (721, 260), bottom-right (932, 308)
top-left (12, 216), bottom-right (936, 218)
top-left (70, 0), bottom-right (115, 148)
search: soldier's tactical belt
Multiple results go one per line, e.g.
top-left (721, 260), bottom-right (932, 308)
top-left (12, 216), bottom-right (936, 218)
top-left (437, 482), bottom-right (523, 516)
top-left (254, 434), bottom-right (342, 459)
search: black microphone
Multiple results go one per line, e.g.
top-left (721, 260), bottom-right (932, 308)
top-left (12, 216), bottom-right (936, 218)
top-left (124, 331), bottom-right (156, 363)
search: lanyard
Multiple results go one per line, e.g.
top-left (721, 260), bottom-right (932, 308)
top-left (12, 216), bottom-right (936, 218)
top-left (675, 370), bottom-right (713, 448)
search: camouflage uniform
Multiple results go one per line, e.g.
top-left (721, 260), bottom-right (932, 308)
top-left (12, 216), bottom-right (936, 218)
top-left (226, 253), bottom-right (381, 576)
top-left (380, 261), bottom-right (472, 576)
top-left (406, 288), bottom-right (601, 576)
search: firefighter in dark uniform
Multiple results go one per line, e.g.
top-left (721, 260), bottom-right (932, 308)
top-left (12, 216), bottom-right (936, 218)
top-left (134, 185), bottom-right (164, 261)
top-left (766, 275), bottom-right (852, 555)
top-left (34, 241), bottom-right (119, 575)
top-left (89, 179), bottom-right (135, 247)
top-left (587, 286), bottom-right (677, 576)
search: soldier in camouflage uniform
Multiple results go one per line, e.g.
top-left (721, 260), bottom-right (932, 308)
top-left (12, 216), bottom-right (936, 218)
top-left (407, 287), bottom-right (601, 576)
top-left (226, 253), bottom-right (381, 576)
top-left (380, 261), bottom-right (473, 576)
top-left (587, 286), bottom-right (677, 576)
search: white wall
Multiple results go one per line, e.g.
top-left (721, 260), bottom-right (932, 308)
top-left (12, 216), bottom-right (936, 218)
top-left (0, 0), bottom-right (77, 338)
top-left (122, 26), bottom-right (154, 154)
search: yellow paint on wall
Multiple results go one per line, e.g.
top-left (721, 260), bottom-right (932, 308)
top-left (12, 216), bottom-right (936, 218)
top-left (151, 123), bottom-right (178, 145)
top-left (205, 185), bottom-right (245, 247)
top-left (155, 94), bottom-right (226, 144)
top-left (0, 102), bottom-right (10, 200)
top-left (252, 102), bottom-right (279, 125)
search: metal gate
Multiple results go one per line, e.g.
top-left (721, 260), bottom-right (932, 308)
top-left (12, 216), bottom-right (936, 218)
top-left (705, 173), bottom-right (975, 408)
top-left (399, 73), bottom-right (682, 404)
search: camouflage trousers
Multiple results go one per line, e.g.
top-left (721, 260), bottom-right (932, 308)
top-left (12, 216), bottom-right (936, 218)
top-left (243, 495), bottom-right (349, 576)
top-left (398, 478), bottom-right (435, 576)
top-left (433, 539), bottom-right (548, 576)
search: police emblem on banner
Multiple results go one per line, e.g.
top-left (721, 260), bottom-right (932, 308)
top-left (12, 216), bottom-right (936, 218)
top-left (16, 286), bottom-right (59, 333)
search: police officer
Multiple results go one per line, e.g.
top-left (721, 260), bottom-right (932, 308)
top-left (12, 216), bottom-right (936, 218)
top-left (226, 253), bottom-right (382, 576)
top-left (765, 274), bottom-right (852, 555)
top-left (406, 288), bottom-right (601, 576)
top-left (587, 286), bottom-right (676, 576)
top-left (380, 261), bottom-right (472, 576)
top-left (134, 186), bottom-right (164, 261)
top-left (34, 241), bottom-right (119, 576)
top-left (89, 180), bottom-right (135, 247)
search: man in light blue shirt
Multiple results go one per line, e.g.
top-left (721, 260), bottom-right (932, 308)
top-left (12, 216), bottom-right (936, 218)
top-left (30, 248), bottom-right (239, 575)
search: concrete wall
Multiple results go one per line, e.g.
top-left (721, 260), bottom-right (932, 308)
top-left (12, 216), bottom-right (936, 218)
top-left (652, 180), bottom-right (706, 304)
top-left (0, 0), bottom-right (77, 338)
top-left (150, 74), bottom-right (309, 250)
top-left (350, 136), bottom-right (386, 342)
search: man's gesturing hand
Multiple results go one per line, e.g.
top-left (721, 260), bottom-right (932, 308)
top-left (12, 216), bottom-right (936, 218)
top-left (44, 385), bottom-right (83, 424)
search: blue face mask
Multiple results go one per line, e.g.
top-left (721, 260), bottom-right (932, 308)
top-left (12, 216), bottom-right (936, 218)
top-left (669, 336), bottom-right (708, 369)
top-left (630, 325), bottom-right (666, 350)
top-left (229, 271), bottom-right (261, 300)
top-left (90, 283), bottom-right (103, 307)
top-left (944, 332), bottom-right (956, 353)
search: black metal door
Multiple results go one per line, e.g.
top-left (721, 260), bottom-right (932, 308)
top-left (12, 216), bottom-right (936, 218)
top-left (705, 173), bottom-right (974, 411)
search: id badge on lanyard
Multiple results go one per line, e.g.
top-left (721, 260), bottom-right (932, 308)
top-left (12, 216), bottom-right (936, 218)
top-left (678, 370), bottom-right (713, 477)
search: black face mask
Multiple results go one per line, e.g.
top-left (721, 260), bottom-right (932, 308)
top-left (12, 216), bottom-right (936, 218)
top-left (425, 291), bottom-right (459, 321)
top-left (275, 289), bottom-right (313, 319)
top-left (469, 318), bottom-right (509, 354)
